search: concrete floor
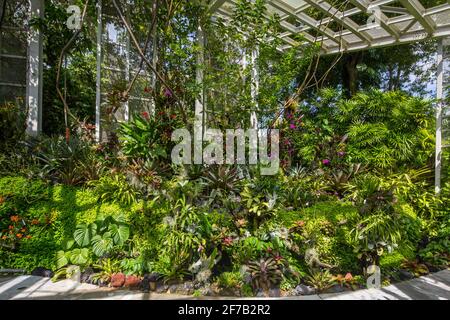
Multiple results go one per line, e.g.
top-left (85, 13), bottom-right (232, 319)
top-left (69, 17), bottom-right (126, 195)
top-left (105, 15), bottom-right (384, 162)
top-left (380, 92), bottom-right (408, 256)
top-left (0, 270), bottom-right (449, 300)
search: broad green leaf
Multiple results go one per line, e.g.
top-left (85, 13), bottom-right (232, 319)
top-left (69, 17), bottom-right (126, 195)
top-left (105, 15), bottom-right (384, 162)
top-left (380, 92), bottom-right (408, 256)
top-left (69, 248), bottom-right (89, 265)
top-left (63, 239), bottom-right (75, 250)
top-left (56, 250), bottom-right (69, 269)
top-left (92, 232), bottom-right (114, 257)
top-left (73, 223), bottom-right (97, 247)
top-left (108, 223), bottom-right (130, 246)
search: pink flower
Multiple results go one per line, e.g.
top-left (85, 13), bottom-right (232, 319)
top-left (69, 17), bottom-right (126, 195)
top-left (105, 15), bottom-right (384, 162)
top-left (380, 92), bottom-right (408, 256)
top-left (164, 88), bottom-right (172, 98)
top-left (222, 237), bottom-right (233, 247)
top-left (338, 151), bottom-right (346, 157)
top-left (322, 159), bottom-right (331, 166)
top-left (289, 124), bottom-right (296, 130)
top-left (344, 273), bottom-right (353, 281)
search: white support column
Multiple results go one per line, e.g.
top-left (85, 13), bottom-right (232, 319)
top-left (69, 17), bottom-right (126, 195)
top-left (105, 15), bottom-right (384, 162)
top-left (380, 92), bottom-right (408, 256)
top-left (124, 39), bottom-right (130, 122)
top-left (435, 39), bottom-right (444, 194)
top-left (150, 0), bottom-right (158, 116)
top-left (26, 0), bottom-right (44, 136)
top-left (250, 48), bottom-right (259, 130)
top-left (95, 0), bottom-right (102, 142)
top-left (124, 2), bottom-right (130, 122)
top-left (194, 24), bottom-right (205, 164)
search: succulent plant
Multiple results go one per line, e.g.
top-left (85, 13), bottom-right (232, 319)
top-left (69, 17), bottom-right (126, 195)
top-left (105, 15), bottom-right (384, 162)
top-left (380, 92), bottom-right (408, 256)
top-left (247, 258), bottom-right (282, 292)
top-left (305, 270), bottom-right (335, 293)
top-left (202, 165), bottom-right (241, 194)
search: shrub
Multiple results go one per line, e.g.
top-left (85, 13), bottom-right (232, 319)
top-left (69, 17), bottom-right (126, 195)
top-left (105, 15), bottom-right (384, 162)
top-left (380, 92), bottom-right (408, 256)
top-left (89, 174), bottom-right (142, 205)
top-left (0, 177), bottom-right (137, 271)
top-left (24, 135), bottom-right (103, 185)
top-left (279, 201), bottom-right (360, 273)
top-left (0, 101), bottom-right (26, 152)
top-left (247, 257), bottom-right (283, 291)
top-left (216, 271), bottom-right (243, 289)
top-left (335, 90), bottom-right (434, 170)
top-left (118, 112), bottom-right (178, 163)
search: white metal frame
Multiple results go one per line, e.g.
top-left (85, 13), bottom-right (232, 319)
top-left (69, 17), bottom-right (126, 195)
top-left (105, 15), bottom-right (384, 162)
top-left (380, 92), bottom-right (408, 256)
top-left (210, 0), bottom-right (449, 192)
top-left (194, 24), bottom-right (205, 165)
top-left (8, 1), bottom-right (448, 190)
top-left (435, 38), bottom-right (444, 194)
top-left (95, 0), bottom-right (103, 142)
top-left (210, 0), bottom-right (450, 54)
top-left (26, 0), bottom-right (44, 136)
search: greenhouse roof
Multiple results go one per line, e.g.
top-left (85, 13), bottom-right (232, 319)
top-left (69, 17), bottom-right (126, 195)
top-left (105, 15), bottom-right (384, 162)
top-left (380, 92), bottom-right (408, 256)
top-left (210, 0), bottom-right (450, 54)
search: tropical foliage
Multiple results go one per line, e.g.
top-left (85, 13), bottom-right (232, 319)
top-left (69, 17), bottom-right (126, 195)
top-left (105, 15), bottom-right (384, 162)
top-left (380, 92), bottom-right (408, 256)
top-left (0, 0), bottom-right (448, 297)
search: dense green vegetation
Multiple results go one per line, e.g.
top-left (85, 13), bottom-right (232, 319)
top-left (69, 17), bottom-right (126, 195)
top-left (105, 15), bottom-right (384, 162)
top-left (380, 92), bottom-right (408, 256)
top-left (0, 0), bottom-right (449, 297)
top-left (1, 87), bottom-right (449, 295)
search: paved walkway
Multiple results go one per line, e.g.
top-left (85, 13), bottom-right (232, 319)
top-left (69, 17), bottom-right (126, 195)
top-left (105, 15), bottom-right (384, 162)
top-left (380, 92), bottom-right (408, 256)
top-left (0, 270), bottom-right (449, 300)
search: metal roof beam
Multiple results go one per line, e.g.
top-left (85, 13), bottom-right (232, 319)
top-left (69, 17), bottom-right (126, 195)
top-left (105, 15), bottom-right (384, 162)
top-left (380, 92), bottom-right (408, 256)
top-left (398, 0), bottom-right (436, 35)
top-left (379, 6), bottom-right (409, 15)
top-left (304, 0), bottom-right (372, 43)
top-left (267, 0), bottom-right (347, 47)
top-left (326, 24), bottom-right (450, 55)
top-left (348, 0), bottom-right (400, 39)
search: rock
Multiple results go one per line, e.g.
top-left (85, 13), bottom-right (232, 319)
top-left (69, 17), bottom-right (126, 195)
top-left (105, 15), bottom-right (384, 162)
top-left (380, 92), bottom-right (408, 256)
top-left (31, 267), bottom-right (53, 278)
top-left (200, 283), bottom-right (220, 296)
top-left (140, 274), bottom-right (155, 292)
top-left (193, 281), bottom-right (203, 289)
top-left (210, 283), bottom-right (221, 296)
top-left (200, 285), bottom-right (213, 296)
top-left (156, 284), bottom-right (169, 293)
top-left (399, 269), bottom-right (414, 281)
top-left (67, 265), bottom-right (81, 283)
top-left (327, 285), bottom-right (345, 293)
top-left (287, 289), bottom-right (298, 296)
top-left (147, 272), bottom-right (161, 282)
top-left (168, 284), bottom-right (179, 294)
top-left (141, 273), bottom-right (161, 292)
top-left (195, 269), bottom-right (212, 284)
top-left (219, 287), bottom-right (237, 297)
top-left (111, 273), bottom-right (126, 288)
top-left (80, 268), bottom-right (95, 284)
top-left (98, 279), bottom-right (109, 287)
top-left (140, 277), bottom-right (150, 292)
top-left (256, 289), bottom-right (265, 297)
top-left (124, 275), bottom-right (141, 289)
top-left (268, 288), bottom-right (281, 297)
top-left (177, 282), bottom-right (195, 295)
top-left (294, 284), bottom-right (316, 296)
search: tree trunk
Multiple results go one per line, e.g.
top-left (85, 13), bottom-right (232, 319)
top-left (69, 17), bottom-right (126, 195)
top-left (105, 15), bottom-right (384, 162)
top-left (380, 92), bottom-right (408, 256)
top-left (342, 52), bottom-right (362, 98)
top-left (388, 66), bottom-right (393, 91)
top-left (394, 65), bottom-right (402, 90)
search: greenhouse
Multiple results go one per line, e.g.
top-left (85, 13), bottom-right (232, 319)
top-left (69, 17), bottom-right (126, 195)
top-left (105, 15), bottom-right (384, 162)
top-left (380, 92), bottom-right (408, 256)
top-left (0, 0), bottom-right (449, 302)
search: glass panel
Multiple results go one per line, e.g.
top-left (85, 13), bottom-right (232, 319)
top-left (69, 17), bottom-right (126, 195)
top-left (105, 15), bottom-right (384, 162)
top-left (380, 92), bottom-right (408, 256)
top-left (0, 57), bottom-right (26, 84)
top-left (0, 85), bottom-right (25, 105)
